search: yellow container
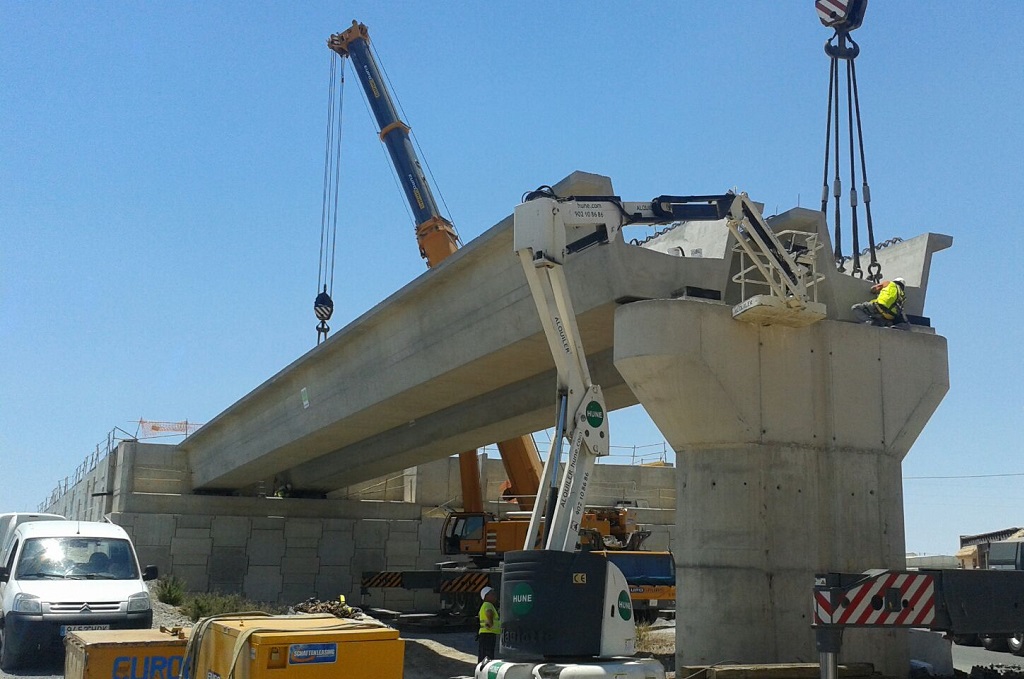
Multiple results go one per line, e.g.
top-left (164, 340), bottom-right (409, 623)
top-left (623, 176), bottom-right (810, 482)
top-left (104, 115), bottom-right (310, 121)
top-left (194, 615), bottom-right (403, 679)
top-left (64, 628), bottom-right (190, 679)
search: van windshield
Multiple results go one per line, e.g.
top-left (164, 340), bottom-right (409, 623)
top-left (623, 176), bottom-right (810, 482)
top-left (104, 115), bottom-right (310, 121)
top-left (15, 537), bottom-right (139, 580)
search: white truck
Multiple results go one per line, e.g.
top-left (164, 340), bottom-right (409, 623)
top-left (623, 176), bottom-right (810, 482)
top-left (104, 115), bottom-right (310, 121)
top-left (0, 520), bottom-right (158, 670)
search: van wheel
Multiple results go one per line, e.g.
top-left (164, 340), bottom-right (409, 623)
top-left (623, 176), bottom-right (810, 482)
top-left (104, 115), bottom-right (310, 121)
top-left (1008, 633), bottom-right (1024, 656)
top-left (982, 635), bottom-right (1009, 652)
top-left (951, 634), bottom-right (979, 646)
top-left (0, 628), bottom-right (19, 672)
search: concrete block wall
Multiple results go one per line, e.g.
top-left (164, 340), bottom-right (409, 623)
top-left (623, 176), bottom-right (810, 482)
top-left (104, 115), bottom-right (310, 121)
top-left (334, 454), bottom-right (677, 514)
top-left (112, 502), bottom-right (445, 611)
top-left (55, 442), bottom-right (676, 611)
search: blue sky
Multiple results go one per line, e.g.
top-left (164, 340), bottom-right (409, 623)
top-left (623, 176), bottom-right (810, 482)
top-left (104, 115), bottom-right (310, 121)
top-left (2, 3), bottom-right (1021, 555)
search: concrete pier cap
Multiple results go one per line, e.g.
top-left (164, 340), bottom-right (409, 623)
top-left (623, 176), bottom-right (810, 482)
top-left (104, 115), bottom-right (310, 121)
top-left (614, 210), bottom-right (950, 676)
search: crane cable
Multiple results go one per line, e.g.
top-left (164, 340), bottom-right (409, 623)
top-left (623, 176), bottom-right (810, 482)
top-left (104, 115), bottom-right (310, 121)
top-left (819, 27), bottom-right (881, 282)
top-left (315, 51), bottom-right (346, 344)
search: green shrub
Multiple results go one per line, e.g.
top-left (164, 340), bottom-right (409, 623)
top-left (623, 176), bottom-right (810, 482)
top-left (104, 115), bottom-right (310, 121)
top-left (180, 591), bottom-right (285, 621)
top-left (153, 575), bottom-right (186, 606)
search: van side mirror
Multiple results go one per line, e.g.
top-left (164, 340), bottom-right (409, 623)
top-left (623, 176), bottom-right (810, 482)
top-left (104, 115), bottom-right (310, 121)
top-left (0, 566), bottom-right (8, 583)
top-left (143, 565), bottom-right (159, 581)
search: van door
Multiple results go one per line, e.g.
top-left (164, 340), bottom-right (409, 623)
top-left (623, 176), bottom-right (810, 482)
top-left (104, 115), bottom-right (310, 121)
top-left (0, 539), bottom-right (17, 602)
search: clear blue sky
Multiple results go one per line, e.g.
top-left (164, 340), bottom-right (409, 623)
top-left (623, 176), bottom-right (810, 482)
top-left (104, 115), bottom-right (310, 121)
top-left (2, 3), bottom-right (1021, 555)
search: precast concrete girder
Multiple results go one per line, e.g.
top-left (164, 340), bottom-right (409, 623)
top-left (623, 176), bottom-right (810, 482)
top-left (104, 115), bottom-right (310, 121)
top-left (183, 171), bottom-right (738, 492)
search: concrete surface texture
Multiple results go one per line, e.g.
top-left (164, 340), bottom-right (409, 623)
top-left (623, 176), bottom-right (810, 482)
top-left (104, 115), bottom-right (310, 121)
top-left (51, 449), bottom-right (676, 609)
top-left (177, 171), bottom-right (949, 501)
top-left (614, 300), bottom-right (949, 676)
top-left (175, 173), bottom-right (785, 495)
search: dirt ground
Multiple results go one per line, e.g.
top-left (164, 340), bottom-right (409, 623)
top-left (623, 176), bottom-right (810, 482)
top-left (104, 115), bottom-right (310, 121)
top-left (401, 627), bottom-right (479, 679)
top-left (397, 620), bottom-right (678, 679)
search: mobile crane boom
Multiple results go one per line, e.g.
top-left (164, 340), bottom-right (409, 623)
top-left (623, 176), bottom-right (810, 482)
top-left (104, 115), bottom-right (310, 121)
top-left (327, 21), bottom-right (458, 264)
top-left (327, 21), bottom-right (543, 516)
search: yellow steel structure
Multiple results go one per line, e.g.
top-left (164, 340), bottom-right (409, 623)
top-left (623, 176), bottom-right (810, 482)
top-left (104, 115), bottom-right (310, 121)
top-left (65, 628), bottom-right (190, 679)
top-left (191, 615), bottom-right (403, 679)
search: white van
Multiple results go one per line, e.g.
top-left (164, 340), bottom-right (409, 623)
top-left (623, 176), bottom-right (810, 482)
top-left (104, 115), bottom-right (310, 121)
top-left (0, 520), bottom-right (158, 670)
top-left (0, 513), bottom-right (66, 560)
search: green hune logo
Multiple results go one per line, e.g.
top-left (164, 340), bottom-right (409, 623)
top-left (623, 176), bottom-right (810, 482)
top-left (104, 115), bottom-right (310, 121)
top-left (585, 401), bottom-right (604, 428)
top-left (617, 590), bottom-right (632, 621)
top-left (511, 582), bottom-right (534, 615)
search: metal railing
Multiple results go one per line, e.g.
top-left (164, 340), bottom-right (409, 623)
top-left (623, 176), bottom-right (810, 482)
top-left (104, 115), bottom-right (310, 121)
top-left (38, 427), bottom-right (132, 511)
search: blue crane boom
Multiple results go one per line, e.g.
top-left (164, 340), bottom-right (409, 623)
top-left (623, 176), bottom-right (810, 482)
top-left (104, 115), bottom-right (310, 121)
top-left (327, 21), bottom-right (459, 265)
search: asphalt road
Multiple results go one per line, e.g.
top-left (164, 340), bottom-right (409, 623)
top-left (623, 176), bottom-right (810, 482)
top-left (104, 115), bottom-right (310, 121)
top-left (951, 640), bottom-right (1024, 673)
top-left (2, 634), bottom-right (1023, 679)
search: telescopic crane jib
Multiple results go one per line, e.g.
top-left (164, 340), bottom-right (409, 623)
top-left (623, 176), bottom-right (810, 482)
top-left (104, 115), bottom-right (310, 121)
top-left (324, 20), bottom-right (543, 517)
top-left (327, 21), bottom-right (459, 266)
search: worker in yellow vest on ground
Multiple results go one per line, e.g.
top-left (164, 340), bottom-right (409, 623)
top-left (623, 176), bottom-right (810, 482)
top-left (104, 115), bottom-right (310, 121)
top-left (477, 586), bottom-right (501, 665)
top-left (852, 277), bottom-right (906, 326)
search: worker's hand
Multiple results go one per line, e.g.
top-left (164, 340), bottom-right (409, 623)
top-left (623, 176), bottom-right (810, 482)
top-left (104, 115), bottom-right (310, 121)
top-left (870, 283), bottom-right (883, 293)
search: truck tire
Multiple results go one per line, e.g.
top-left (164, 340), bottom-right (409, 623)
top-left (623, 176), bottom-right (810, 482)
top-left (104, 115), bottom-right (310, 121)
top-left (981, 635), bottom-right (1009, 652)
top-left (1008, 633), bottom-right (1024, 656)
top-left (951, 634), bottom-right (979, 646)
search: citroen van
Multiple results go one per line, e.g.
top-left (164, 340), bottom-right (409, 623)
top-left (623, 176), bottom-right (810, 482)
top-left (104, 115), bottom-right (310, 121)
top-left (0, 513), bottom-right (65, 560)
top-left (0, 520), bottom-right (157, 670)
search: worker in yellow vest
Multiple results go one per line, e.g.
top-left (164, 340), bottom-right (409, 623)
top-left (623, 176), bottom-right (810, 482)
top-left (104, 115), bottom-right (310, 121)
top-left (852, 277), bottom-right (906, 326)
top-left (477, 586), bottom-right (501, 664)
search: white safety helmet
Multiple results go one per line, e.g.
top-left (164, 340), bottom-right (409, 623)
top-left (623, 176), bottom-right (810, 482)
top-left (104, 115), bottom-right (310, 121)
top-left (893, 277), bottom-right (906, 286)
top-left (480, 586), bottom-right (493, 600)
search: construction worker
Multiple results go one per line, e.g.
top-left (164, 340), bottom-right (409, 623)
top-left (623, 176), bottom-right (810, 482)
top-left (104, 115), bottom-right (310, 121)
top-left (477, 586), bottom-right (501, 665)
top-left (851, 277), bottom-right (906, 326)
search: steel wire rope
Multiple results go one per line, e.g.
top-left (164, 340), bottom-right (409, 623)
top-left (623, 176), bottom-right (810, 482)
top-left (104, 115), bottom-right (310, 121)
top-left (820, 54), bottom-right (836, 215)
top-left (849, 57), bottom-right (881, 281)
top-left (327, 58), bottom-right (346, 294)
top-left (370, 40), bottom-right (463, 247)
top-left (317, 52), bottom-right (339, 295)
top-left (845, 58), bottom-right (862, 278)
top-left (831, 54), bottom-right (843, 267)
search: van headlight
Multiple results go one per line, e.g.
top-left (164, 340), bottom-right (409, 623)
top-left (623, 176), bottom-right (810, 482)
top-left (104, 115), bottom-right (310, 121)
top-left (12, 593), bottom-right (42, 614)
top-left (127, 592), bottom-right (151, 612)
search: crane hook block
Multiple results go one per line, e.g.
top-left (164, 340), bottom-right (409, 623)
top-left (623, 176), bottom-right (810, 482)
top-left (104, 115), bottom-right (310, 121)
top-left (314, 286), bottom-right (334, 322)
top-left (816, 0), bottom-right (868, 32)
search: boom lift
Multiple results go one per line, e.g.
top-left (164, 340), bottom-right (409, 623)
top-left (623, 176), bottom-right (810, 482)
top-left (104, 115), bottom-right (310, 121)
top-left (328, 23), bottom-right (664, 619)
top-left (483, 188), bottom-right (824, 677)
top-left (326, 21), bottom-right (543, 518)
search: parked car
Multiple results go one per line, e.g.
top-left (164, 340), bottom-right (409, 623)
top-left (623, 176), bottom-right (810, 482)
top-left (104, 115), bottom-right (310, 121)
top-left (0, 520), bottom-right (158, 670)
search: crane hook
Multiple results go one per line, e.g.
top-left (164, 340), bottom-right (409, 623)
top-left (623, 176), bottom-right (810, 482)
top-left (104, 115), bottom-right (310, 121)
top-left (825, 31), bottom-right (860, 60)
top-left (315, 285), bottom-right (334, 344)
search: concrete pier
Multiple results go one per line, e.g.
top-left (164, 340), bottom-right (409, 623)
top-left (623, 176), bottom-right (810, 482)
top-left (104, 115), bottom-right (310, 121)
top-left (614, 300), bottom-right (949, 675)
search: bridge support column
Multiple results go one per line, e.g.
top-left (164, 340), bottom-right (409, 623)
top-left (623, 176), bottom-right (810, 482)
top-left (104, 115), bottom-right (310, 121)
top-left (614, 300), bottom-right (948, 677)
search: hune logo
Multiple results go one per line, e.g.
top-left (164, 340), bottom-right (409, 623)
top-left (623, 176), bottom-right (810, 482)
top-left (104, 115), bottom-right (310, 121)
top-left (511, 582), bottom-right (535, 615)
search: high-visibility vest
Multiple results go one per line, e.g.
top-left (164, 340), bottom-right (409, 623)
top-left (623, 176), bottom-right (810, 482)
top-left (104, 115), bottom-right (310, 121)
top-left (479, 601), bottom-right (501, 635)
top-left (873, 282), bottom-right (906, 320)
